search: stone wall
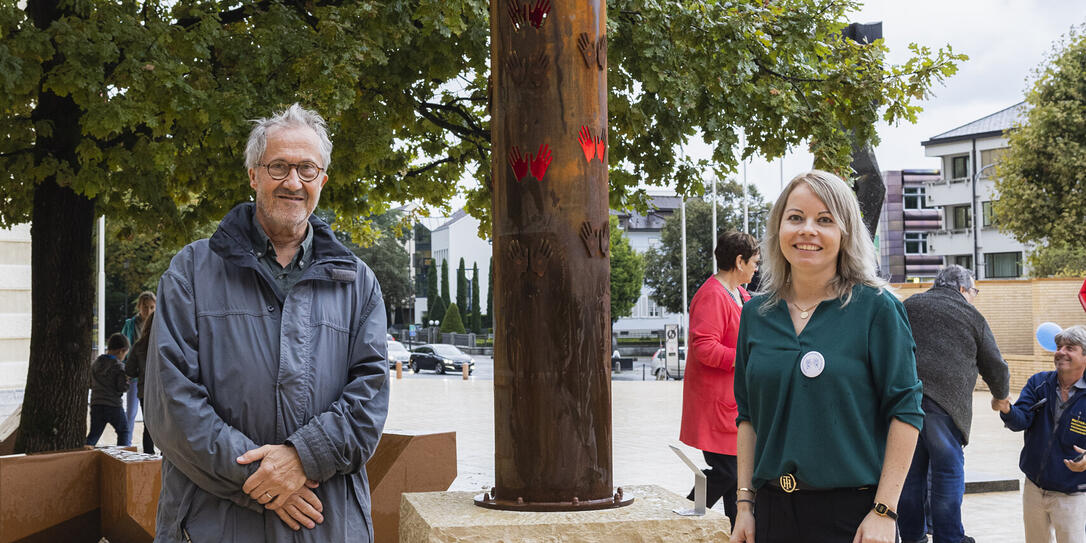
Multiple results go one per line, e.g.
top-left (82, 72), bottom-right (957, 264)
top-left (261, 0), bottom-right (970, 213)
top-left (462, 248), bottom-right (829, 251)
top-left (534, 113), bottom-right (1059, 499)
top-left (894, 277), bottom-right (1084, 392)
top-left (0, 225), bottom-right (31, 390)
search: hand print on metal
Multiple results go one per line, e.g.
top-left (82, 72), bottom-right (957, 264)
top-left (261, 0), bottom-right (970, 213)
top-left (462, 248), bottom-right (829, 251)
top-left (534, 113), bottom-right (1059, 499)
top-left (579, 221), bottom-right (608, 258)
top-left (508, 0), bottom-right (551, 31)
top-left (576, 126), bottom-right (606, 163)
top-left (506, 51), bottom-right (549, 88)
top-left (508, 144), bottom-right (553, 182)
top-left (577, 33), bottom-right (607, 70)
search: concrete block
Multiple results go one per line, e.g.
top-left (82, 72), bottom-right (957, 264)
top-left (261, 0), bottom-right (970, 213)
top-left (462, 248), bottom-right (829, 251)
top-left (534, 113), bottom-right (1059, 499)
top-left (399, 485), bottom-right (731, 542)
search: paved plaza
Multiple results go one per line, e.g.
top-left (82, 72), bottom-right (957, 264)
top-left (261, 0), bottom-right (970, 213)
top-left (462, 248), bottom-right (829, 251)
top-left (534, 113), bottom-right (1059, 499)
top-left (1, 355), bottom-right (1037, 541)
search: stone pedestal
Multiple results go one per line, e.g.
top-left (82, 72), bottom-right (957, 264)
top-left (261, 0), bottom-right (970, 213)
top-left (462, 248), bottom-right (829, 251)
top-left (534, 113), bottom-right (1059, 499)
top-left (400, 485), bottom-right (730, 542)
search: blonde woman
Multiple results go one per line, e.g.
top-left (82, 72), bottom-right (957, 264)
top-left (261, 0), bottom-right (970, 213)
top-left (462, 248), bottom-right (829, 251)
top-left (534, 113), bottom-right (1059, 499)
top-left (730, 171), bottom-right (923, 543)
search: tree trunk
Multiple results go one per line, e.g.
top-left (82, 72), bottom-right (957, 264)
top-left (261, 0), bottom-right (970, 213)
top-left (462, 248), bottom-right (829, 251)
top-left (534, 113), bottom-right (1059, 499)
top-left (16, 0), bottom-right (97, 453)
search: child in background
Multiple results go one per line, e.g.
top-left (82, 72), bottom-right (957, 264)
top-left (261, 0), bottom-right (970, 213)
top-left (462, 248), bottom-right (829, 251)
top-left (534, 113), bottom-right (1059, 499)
top-left (86, 333), bottom-right (131, 446)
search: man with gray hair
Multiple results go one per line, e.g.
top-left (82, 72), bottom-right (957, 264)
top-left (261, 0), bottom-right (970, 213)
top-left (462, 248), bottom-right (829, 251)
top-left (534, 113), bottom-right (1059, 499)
top-left (999, 325), bottom-right (1086, 543)
top-left (899, 265), bottom-right (1010, 543)
top-left (146, 103), bottom-right (390, 542)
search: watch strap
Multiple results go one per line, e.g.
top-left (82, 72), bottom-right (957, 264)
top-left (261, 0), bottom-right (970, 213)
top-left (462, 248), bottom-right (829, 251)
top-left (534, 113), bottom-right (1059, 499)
top-left (872, 502), bottom-right (898, 520)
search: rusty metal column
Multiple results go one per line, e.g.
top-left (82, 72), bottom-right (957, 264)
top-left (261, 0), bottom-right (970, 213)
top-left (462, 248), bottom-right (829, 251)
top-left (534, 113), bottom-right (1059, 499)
top-left (476, 0), bottom-right (630, 511)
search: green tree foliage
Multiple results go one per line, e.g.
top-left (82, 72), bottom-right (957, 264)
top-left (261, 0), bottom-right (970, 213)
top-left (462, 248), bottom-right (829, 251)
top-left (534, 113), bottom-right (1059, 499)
top-left (440, 259), bottom-right (450, 310)
top-left (470, 262), bottom-right (481, 332)
top-left (429, 262), bottom-right (447, 323)
top-left (644, 184), bottom-right (769, 314)
top-left (1028, 244), bottom-right (1086, 278)
top-left (441, 302), bottom-right (466, 334)
top-left (485, 257), bottom-right (493, 329)
top-left (995, 26), bottom-right (1086, 250)
top-left (609, 216), bottom-right (644, 322)
top-left (456, 258), bottom-right (467, 313)
top-left (334, 212), bottom-right (414, 326)
top-left (0, 0), bottom-right (962, 452)
top-left (424, 261), bottom-right (439, 322)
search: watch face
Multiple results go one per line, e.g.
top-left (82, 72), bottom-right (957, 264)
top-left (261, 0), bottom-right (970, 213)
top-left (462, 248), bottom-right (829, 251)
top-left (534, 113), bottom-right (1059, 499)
top-left (874, 503), bottom-right (887, 514)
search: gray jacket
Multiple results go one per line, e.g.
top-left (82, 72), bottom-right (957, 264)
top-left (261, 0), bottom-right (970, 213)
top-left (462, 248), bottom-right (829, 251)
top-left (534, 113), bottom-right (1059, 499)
top-left (903, 285), bottom-right (1009, 444)
top-left (145, 203), bottom-right (390, 542)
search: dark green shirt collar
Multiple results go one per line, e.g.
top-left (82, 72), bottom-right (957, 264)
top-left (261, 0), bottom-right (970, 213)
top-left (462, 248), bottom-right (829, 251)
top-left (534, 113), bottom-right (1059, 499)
top-left (251, 212), bottom-right (313, 267)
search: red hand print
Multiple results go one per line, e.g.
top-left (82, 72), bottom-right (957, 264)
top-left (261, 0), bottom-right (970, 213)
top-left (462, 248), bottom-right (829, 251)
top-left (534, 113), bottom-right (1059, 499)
top-left (528, 0), bottom-right (551, 29)
top-left (530, 143), bottom-right (552, 180)
top-left (594, 130), bottom-right (606, 162)
top-left (577, 126), bottom-right (595, 162)
top-left (508, 146), bottom-right (531, 182)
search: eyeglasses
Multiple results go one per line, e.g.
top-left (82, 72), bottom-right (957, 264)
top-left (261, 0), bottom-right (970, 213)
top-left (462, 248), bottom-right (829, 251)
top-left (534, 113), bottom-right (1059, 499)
top-left (257, 160), bottom-right (324, 182)
top-left (968, 287), bottom-right (980, 296)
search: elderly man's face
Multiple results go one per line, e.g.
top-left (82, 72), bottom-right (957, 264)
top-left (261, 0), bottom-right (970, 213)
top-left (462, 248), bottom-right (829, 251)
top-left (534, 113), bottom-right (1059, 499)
top-left (248, 125), bottom-right (328, 234)
top-left (960, 278), bottom-right (978, 305)
top-left (1054, 342), bottom-right (1086, 378)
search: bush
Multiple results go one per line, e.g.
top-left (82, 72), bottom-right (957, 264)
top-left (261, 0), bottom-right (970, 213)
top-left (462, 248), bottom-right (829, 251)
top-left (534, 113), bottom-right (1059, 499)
top-left (441, 303), bottom-right (466, 334)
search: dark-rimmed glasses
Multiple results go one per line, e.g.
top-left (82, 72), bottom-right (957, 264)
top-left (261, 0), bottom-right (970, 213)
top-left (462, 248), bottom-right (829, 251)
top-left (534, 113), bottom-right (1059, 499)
top-left (257, 160), bottom-right (324, 182)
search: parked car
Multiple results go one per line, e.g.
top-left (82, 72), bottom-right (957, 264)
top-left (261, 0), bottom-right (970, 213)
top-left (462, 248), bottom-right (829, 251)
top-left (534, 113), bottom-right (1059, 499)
top-left (410, 343), bottom-right (475, 375)
top-left (651, 347), bottom-right (686, 380)
top-left (387, 340), bottom-right (412, 367)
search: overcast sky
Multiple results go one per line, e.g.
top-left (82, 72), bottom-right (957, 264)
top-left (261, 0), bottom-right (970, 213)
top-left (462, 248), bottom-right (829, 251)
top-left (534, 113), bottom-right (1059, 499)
top-left (701, 0), bottom-right (1086, 201)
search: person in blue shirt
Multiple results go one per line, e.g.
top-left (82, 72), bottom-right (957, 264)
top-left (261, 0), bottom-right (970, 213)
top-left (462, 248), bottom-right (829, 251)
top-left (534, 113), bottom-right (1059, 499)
top-left (997, 324), bottom-right (1086, 543)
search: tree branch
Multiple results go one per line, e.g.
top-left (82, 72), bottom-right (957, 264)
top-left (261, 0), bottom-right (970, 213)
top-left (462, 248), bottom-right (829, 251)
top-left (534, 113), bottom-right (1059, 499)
top-left (409, 94), bottom-right (490, 142)
top-left (404, 156), bottom-right (458, 178)
top-left (0, 149), bottom-right (33, 158)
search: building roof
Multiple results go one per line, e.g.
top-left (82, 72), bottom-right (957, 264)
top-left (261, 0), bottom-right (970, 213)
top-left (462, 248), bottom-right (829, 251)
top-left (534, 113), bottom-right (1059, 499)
top-left (922, 102), bottom-right (1027, 146)
top-left (433, 208), bottom-right (468, 231)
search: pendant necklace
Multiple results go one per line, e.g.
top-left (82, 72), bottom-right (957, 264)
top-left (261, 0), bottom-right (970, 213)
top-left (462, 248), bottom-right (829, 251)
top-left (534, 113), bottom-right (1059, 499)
top-left (791, 301), bottom-right (819, 319)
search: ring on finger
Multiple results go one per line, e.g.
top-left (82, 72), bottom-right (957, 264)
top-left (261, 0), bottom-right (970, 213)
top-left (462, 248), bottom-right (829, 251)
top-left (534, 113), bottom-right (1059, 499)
top-left (263, 491), bottom-right (272, 500)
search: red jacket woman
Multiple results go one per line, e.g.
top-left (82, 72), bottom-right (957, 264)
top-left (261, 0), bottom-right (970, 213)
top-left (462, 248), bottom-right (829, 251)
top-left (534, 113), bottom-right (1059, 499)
top-left (678, 230), bottom-right (760, 525)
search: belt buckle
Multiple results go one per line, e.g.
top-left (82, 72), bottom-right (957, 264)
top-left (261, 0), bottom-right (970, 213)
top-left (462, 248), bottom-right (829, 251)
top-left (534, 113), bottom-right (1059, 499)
top-left (779, 474), bottom-right (797, 493)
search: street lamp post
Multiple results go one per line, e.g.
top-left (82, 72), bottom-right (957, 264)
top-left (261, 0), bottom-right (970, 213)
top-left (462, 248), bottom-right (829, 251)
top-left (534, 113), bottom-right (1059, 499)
top-left (971, 161), bottom-right (999, 278)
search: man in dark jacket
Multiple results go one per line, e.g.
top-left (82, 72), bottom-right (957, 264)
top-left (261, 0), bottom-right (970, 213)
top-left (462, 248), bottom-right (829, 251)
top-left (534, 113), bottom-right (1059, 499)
top-left (999, 325), bottom-right (1086, 543)
top-left (898, 265), bottom-right (1010, 543)
top-left (86, 333), bottom-right (130, 446)
top-left (145, 104), bottom-right (390, 542)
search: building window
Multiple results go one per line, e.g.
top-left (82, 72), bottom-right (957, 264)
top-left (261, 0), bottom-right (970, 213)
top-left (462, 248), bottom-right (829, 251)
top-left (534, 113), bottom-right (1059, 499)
top-left (904, 232), bottom-right (928, 255)
top-left (985, 252), bottom-right (1022, 279)
top-left (980, 147), bottom-right (1007, 175)
top-left (982, 200), bottom-right (996, 227)
top-left (951, 155), bottom-right (970, 179)
top-left (950, 206), bottom-right (972, 230)
top-left (951, 254), bottom-right (973, 271)
top-left (903, 186), bottom-right (931, 210)
top-left (646, 297), bottom-right (661, 318)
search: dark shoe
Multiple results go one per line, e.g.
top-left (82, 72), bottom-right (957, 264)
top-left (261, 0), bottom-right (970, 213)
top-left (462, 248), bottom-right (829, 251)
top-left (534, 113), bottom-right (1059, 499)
top-left (961, 537), bottom-right (975, 543)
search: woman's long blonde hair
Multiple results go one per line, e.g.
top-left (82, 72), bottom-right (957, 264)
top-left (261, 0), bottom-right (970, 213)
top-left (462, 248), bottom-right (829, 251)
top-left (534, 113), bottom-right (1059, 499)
top-left (758, 170), bottom-right (886, 312)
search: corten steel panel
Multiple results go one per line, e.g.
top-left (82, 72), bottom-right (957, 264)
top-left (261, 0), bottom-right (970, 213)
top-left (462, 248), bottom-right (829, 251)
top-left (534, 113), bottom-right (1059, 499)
top-left (0, 449), bottom-right (100, 543)
top-left (368, 432), bottom-right (457, 543)
top-left (490, 0), bottom-right (614, 506)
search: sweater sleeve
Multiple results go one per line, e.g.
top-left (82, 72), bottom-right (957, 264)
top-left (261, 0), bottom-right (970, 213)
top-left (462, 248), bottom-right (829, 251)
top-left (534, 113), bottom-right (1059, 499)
top-left (689, 283), bottom-right (740, 371)
top-left (869, 292), bottom-right (924, 431)
top-left (975, 319), bottom-right (1010, 399)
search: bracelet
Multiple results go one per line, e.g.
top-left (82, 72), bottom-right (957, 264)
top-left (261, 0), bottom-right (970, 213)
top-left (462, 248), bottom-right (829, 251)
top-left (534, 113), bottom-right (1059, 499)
top-left (737, 487), bottom-right (755, 496)
top-left (737, 498), bottom-right (755, 505)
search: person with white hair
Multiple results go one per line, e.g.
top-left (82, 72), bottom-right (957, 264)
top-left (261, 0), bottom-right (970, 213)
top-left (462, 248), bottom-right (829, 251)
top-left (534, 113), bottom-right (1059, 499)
top-left (998, 324), bottom-right (1086, 543)
top-left (145, 103), bottom-right (390, 542)
top-left (730, 170), bottom-right (923, 543)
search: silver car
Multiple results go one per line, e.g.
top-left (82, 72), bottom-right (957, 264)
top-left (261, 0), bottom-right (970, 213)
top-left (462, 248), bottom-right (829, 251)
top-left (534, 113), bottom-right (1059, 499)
top-left (387, 340), bottom-right (412, 367)
top-left (651, 346), bottom-right (686, 380)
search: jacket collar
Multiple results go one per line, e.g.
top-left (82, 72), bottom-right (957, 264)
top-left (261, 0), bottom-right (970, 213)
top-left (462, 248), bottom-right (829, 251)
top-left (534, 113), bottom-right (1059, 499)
top-left (210, 203), bottom-right (358, 285)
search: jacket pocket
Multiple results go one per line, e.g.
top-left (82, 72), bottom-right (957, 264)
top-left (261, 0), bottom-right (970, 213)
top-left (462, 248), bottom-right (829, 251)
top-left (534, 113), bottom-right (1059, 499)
top-left (715, 399), bottom-right (739, 434)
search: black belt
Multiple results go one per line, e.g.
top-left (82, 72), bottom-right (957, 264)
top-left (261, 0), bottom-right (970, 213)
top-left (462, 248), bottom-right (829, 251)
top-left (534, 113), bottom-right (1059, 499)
top-left (766, 474), bottom-right (872, 494)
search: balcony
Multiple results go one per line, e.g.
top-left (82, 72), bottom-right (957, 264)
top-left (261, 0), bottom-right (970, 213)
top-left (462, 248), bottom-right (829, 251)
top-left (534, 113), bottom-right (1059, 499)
top-left (927, 229), bottom-right (973, 256)
top-left (924, 177), bottom-right (972, 208)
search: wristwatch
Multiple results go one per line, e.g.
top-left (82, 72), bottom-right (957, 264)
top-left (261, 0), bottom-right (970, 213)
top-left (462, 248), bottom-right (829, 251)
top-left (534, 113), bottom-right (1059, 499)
top-left (872, 502), bottom-right (898, 520)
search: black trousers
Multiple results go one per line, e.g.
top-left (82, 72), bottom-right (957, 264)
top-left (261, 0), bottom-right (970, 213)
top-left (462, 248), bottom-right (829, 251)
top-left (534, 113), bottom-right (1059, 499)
top-left (754, 485), bottom-right (898, 543)
top-left (687, 451), bottom-right (737, 526)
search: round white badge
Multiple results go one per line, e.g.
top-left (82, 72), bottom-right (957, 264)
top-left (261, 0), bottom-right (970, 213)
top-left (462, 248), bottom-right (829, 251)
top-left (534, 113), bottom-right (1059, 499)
top-left (800, 351), bottom-right (825, 378)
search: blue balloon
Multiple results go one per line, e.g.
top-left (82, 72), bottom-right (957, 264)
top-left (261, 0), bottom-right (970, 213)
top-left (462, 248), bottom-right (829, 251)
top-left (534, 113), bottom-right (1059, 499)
top-left (1036, 322), bottom-right (1061, 352)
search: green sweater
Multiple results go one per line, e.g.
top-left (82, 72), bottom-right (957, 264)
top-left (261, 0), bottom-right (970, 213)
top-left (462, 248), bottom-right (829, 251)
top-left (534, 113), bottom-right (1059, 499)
top-left (735, 284), bottom-right (924, 490)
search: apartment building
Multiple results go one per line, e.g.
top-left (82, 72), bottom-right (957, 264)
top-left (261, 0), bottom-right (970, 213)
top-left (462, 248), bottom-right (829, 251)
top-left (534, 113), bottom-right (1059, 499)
top-left (878, 169), bottom-right (944, 282)
top-left (921, 102), bottom-right (1032, 279)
